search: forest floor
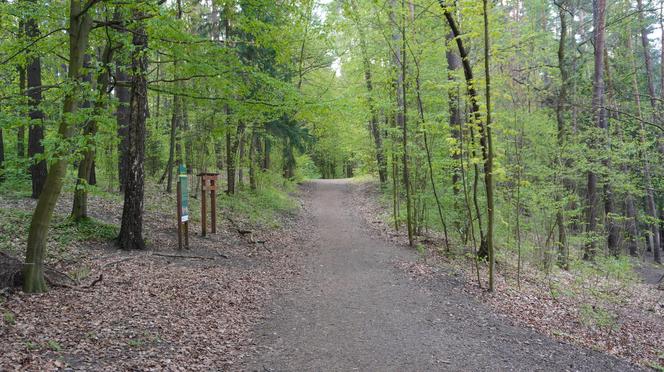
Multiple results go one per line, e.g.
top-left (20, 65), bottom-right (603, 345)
top-left (0, 180), bottom-right (308, 370)
top-left (1, 178), bottom-right (660, 370)
top-left (243, 179), bottom-right (643, 371)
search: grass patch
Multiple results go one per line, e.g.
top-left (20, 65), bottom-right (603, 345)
top-left (218, 181), bottom-right (297, 228)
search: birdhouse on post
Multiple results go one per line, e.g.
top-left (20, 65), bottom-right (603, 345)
top-left (198, 172), bottom-right (219, 236)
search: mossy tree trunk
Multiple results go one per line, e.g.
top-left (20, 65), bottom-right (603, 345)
top-left (23, 0), bottom-right (95, 293)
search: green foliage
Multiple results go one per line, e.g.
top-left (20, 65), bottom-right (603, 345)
top-left (3, 311), bottom-right (15, 325)
top-left (217, 171), bottom-right (297, 228)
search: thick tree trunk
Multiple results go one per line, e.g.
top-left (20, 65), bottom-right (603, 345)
top-left (118, 11), bottom-right (148, 251)
top-left (584, 0), bottom-right (607, 261)
top-left (25, 16), bottom-right (47, 199)
top-left (23, 0), bottom-right (93, 293)
top-left (116, 67), bottom-right (130, 192)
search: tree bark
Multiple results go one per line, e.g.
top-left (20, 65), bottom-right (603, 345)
top-left (349, 0), bottom-right (387, 184)
top-left (445, 31), bottom-right (462, 195)
top-left (116, 66), bottom-right (130, 192)
top-left (25, 15), bottom-right (47, 199)
top-left (482, 0), bottom-right (496, 291)
top-left (439, 1), bottom-right (490, 257)
top-left (249, 130), bottom-right (258, 190)
top-left (72, 45), bottom-right (113, 220)
top-left (166, 94), bottom-right (182, 193)
top-left (118, 9), bottom-right (148, 251)
top-left (23, 0), bottom-right (94, 293)
top-left (628, 35), bottom-right (660, 260)
top-left (391, 0), bottom-right (413, 246)
top-left (0, 127), bottom-right (4, 182)
top-left (17, 65), bottom-right (25, 158)
top-left (584, 0), bottom-right (607, 261)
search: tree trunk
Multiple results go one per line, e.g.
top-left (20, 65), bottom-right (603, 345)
top-left (215, 137), bottom-right (224, 171)
top-left (628, 35), bottom-right (660, 260)
top-left (0, 127), bottom-right (4, 182)
top-left (23, 0), bottom-right (94, 293)
top-left (25, 15), bottom-right (47, 199)
top-left (17, 65), bottom-right (25, 158)
top-left (391, 0), bottom-right (413, 247)
top-left (439, 1), bottom-right (490, 257)
top-left (482, 0), bottom-right (496, 291)
top-left (249, 130), bottom-right (258, 190)
top-left (445, 31), bottom-right (462, 195)
top-left (118, 10), bottom-right (148, 251)
top-left (238, 125), bottom-right (245, 187)
top-left (116, 67), bottom-right (130, 192)
top-left (166, 94), bottom-right (182, 193)
top-left (263, 137), bottom-right (271, 171)
top-left (72, 45), bottom-right (113, 220)
top-left (349, 0), bottom-right (387, 184)
top-left (555, 1), bottom-right (570, 268)
top-left (584, 0), bottom-right (607, 261)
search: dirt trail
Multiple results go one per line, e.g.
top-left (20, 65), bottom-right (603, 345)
top-left (245, 179), bottom-right (641, 371)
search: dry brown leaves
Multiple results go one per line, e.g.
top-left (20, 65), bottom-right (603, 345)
top-left (0, 184), bottom-right (306, 370)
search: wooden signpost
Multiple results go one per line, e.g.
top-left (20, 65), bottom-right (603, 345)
top-left (176, 165), bottom-right (189, 249)
top-left (198, 173), bottom-right (219, 237)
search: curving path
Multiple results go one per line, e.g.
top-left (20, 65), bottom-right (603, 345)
top-left (245, 179), bottom-right (641, 372)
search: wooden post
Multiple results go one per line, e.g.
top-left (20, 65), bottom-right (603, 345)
top-left (201, 180), bottom-right (207, 237)
top-left (210, 178), bottom-right (217, 234)
top-left (198, 173), bottom-right (219, 236)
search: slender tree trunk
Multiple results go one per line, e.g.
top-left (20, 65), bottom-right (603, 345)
top-left (482, 0), bottom-right (495, 292)
top-left (215, 138), bottom-right (224, 171)
top-left (349, 0), bottom-right (387, 184)
top-left (445, 31), bottom-right (462, 195)
top-left (116, 66), bottom-right (130, 192)
top-left (238, 126), bottom-right (245, 187)
top-left (72, 43), bottom-right (114, 220)
top-left (555, 1), bottom-right (570, 268)
top-left (118, 9), bottom-right (148, 251)
top-left (584, 0), bottom-right (607, 261)
top-left (23, 0), bottom-right (94, 292)
top-left (249, 130), bottom-right (258, 191)
top-left (439, 1), bottom-right (490, 257)
top-left (166, 94), bottom-right (182, 192)
top-left (17, 65), bottom-right (25, 158)
top-left (25, 15), bottom-right (47, 199)
top-left (391, 0), bottom-right (413, 246)
top-left (262, 137), bottom-right (270, 171)
top-left (0, 127), bottom-right (4, 182)
top-left (628, 35), bottom-right (660, 260)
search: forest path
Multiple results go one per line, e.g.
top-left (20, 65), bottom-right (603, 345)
top-left (245, 179), bottom-right (641, 372)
